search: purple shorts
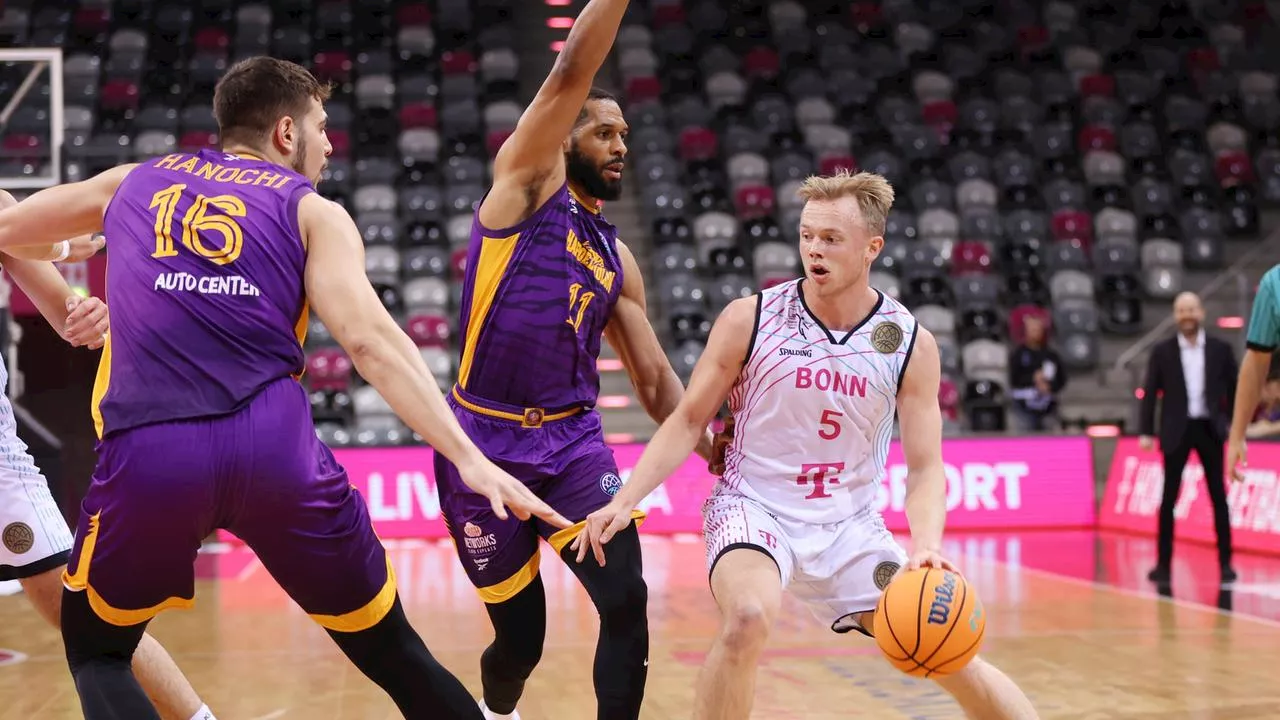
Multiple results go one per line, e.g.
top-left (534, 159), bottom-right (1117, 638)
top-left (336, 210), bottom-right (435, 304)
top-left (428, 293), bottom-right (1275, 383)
top-left (435, 395), bottom-right (630, 603)
top-left (64, 377), bottom-right (395, 630)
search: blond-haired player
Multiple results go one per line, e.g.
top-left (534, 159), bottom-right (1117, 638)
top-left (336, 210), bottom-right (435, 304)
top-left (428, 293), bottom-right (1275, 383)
top-left (571, 171), bottom-right (1040, 719)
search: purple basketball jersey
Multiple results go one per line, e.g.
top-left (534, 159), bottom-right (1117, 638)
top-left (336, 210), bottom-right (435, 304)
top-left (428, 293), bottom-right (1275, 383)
top-left (93, 150), bottom-right (315, 438)
top-left (456, 183), bottom-right (624, 411)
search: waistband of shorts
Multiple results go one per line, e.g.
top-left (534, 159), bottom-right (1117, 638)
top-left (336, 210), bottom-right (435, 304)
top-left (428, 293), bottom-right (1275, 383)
top-left (450, 385), bottom-right (584, 429)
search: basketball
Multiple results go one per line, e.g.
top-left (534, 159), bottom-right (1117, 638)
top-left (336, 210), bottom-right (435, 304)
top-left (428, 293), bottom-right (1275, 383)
top-left (873, 567), bottom-right (985, 678)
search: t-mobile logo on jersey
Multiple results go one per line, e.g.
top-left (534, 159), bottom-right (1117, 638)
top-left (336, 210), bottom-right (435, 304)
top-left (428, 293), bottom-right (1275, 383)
top-left (796, 462), bottom-right (846, 499)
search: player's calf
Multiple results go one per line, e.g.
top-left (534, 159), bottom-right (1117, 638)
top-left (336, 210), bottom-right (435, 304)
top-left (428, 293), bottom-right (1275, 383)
top-left (559, 522), bottom-right (649, 720)
top-left (61, 587), bottom-right (163, 720)
top-left (931, 655), bottom-right (1040, 720)
top-left (479, 575), bottom-right (548, 715)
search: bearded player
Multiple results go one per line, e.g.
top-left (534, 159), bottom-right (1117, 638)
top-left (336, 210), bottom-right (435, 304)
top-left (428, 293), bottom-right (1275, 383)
top-left (433, 0), bottom-right (712, 717)
top-left (0, 57), bottom-right (568, 719)
top-left (573, 172), bottom-right (1040, 719)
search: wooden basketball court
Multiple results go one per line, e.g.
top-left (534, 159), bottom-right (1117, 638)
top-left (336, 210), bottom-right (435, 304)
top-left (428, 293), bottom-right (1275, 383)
top-left (3, 530), bottom-right (1279, 719)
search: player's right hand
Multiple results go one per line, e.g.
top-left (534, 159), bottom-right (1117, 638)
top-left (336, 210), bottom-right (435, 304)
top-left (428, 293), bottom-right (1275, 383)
top-left (459, 458), bottom-right (572, 529)
top-left (1228, 437), bottom-right (1248, 482)
top-left (570, 499), bottom-right (635, 566)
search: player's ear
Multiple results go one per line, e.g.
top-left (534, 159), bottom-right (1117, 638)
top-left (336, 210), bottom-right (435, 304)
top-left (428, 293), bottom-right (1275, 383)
top-left (867, 235), bottom-right (885, 263)
top-left (273, 116), bottom-right (296, 154)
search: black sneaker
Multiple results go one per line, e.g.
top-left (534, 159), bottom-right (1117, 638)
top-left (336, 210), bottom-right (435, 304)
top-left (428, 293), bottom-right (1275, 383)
top-left (1221, 566), bottom-right (1238, 584)
top-left (1147, 566), bottom-right (1171, 582)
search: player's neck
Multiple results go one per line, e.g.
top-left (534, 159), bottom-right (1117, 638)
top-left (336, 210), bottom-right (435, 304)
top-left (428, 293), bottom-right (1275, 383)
top-left (222, 142), bottom-right (281, 166)
top-left (801, 281), bottom-right (879, 332)
top-left (567, 182), bottom-right (602, 211)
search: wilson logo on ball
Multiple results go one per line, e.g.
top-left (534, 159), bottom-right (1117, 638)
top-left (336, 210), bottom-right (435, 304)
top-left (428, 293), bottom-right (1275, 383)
top-left (927, 571), bottom-right (959, 625)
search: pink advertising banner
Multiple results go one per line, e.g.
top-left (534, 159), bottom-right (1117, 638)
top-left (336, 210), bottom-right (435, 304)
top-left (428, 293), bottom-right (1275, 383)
top-left (1099, 437), bottom-right (1280, 555)
top-left (217, 436), bottom-right (1095, 543)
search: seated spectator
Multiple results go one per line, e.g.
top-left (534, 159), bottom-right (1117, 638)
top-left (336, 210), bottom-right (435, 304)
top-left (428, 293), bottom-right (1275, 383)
top-left (1008, 315), bottom-right (1067, 432)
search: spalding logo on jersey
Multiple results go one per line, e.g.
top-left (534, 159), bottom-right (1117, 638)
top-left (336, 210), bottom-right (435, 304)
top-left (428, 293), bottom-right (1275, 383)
top-left (600, 472), bottom-right (623, 496)
top-left (871, 321), bottom-right (903, 354)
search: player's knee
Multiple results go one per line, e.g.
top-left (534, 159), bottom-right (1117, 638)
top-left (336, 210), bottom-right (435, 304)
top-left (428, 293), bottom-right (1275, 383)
top-left (717, 599), bottom-right (772, 656)
top-left (595, 567), bottom-right (648, 627)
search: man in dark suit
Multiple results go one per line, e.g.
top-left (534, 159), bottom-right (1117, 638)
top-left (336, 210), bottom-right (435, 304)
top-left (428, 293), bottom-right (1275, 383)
top-left (1139, 292), bottom-right (1238, 584)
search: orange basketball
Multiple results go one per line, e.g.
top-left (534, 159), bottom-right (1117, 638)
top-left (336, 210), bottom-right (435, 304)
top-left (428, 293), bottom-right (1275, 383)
top-left (873, 567), bottom-right (985, 678)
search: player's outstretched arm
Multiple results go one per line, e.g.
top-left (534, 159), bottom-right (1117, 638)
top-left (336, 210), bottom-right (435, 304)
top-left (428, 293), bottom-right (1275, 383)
top-left (1228, 266), bottom-right (1280, 479)
top-left (479, 0), bottom-right (630, 229)
top-left (0, 167), bottom-right (135, 253)
top-left (572, 296), bottom-right (755, 564)
top-left (1, 254), bottom-right (109, 349)
top-left (895, 327), bottom-right (954, 573)
top-left (604, 241), bottom-right (715, 459)
top-left (299, 194), bottom-right (571, 528)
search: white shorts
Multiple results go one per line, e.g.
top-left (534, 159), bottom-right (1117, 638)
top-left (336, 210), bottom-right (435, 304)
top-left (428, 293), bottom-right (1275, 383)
top-left (702, 489), bottom-right (907, 634)
top-left (0, 467), bottom-right (74, 581)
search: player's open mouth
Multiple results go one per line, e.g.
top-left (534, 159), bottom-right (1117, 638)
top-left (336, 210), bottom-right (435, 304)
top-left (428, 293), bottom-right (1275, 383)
top-left (809, 265), bottom-right (829, 278)
top-left (604, 163), bottom-right (624, 180)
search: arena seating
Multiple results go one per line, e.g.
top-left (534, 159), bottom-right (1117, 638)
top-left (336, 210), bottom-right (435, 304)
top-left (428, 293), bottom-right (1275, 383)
top-left (1, 0), bottom-right (1278, 441)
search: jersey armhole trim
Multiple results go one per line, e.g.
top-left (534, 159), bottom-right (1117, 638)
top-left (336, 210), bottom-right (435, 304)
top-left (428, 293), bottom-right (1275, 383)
top-left (743, 292), bottom-right (763, 367)
top-left (1246, 341), bottom-right (1276, 353)
top-left (895, 321), bottom-right (920, 394)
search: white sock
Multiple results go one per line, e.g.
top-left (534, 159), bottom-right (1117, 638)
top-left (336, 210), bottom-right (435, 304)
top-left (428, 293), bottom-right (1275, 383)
top-left (479, 699), bottom-right (520, 720)
top-left (189, 704), bottom-right (216, 720)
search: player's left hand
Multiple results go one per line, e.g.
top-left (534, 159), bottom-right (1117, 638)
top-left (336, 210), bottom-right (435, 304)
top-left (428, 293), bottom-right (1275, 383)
top-left (63, 295), bottom-right (109, 349)
top-left (570, 499), bottom-right (636, 566)
top-left (63, 233), bottom-right (106, 263)
top-left (900, 548), bottom-right (960, 578)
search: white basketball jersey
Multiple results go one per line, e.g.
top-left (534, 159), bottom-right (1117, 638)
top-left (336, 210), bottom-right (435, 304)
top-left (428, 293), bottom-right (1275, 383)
top-left (720, 280), bottom-right (919, 524)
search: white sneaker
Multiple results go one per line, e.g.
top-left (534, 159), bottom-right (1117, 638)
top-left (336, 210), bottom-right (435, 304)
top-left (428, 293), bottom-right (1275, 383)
top-left (479, 700), bottom-right (521, 720)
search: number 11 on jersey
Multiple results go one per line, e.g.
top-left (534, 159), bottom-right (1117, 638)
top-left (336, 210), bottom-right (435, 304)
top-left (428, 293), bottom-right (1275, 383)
top-left (567, 282), bottom-right (595, 333)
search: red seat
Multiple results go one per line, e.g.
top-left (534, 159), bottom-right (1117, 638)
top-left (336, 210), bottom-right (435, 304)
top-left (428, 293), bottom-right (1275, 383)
top-left (486, 129), bottom-right (513, 158)
top-left (743, 47), bottom-right (780, 81)
top-left (850, 2), bottom-right (884, 32)
top-left (313, 51), bottom-right (352, 83)
top-left (951, 241), bottom-right (993, 276)
top-left (651, 5), bottom-right (686, 29)
top-left (397, 2), bottom-right (432, 27)
top-left (626, 76), bottom-right (663, 105)
top-left (399, 103), bottom-right (437, 129)
top-left (819, 155), bottom-right (856, 176)
top-left (450, 248), bottom-right (469, 279)
top-left (100, 80), bottom-right (140, 111)
top-left (1077, 124), bottom-right (1116, 152)
top-left (442, 51), bottom-right (476, 76)
top-left (406, 314), bottom-right (451, 348)
top-left (178, 131), bottom-right (217, 151)
top-left (327, 129), bottom-right (350, 158)
top-left (306, 348), bottom-right (353, 391)
top-left (938, 377), bottom-right (960, 420)
top-left (74, 8), bottom-right (111, 35)
top-left (733, 185), bottom-right (775, 221)
top-left (1078, 73), bottom-right (1115, 98)
top-left (1016, 25), bottom-right (1050, 58)
top-left (1007, 304), bottom-right (1051, 345)
top-left (678, 127), bottom-right (718, 162)
top-left (922, 98), bottom-right (957, 125)
top-left (1051, 209), bottom-right (1093, 243)
top-left (194, 28), bottom-right (229, 54)
top-left (2, 134), bottom-right (41, 155)
top-left (1215, 151), bottom-right (1256, 186)
top-left (1186, 47), bottom-right (1221, 74)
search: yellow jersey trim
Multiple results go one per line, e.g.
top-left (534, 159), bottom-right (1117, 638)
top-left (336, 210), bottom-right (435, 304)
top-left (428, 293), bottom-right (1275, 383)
top-left (546, 511), bottom-right (647, 556)
top-left (458, 232), bottom-right (521, 388)
top-left (476, 550), bottom-right (541, 604)
top-left (308, 554), bottom-right (399, 632)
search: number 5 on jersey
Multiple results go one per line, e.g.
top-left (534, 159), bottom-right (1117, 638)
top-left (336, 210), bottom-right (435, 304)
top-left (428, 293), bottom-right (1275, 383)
top-left (818, 409), bottom-right (843, 440)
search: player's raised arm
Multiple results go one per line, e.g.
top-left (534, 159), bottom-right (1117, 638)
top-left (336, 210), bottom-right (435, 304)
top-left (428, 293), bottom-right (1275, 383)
top-left (0, 167), bottom-right (136, 252)
top-left (299, 193), bottom-right (570, 528)
top-left (604, 241), bottom-right (716, 460)
top-left (894, 327), bottom-right (953, 572)
top-left (572, 296), bottom-right (756, 564)
top-left (479, 0), bottom-right (630, 228)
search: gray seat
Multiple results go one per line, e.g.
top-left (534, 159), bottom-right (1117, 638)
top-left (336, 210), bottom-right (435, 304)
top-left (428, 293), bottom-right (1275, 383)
top-left (910, 180), bottom-right (954, 212)
top-left (912, 70), bottom-right (954, 104)
top-left (727, 153), bottom-right (769, 190)
top-left (401, 186), bottom-right (444, 222)
top-left (637, 154), bottom-right (680, 186)
top-left (795, 97), bottom-right (836, 128)
top-left (480, 48), bottom-right (519, 83)
top-left (403, 277), bottom-right (450, 312)
top-left (918, 209), bottom-right (959, 243)
top-left (398, 27), bottom-right (436, 58)
top-left (631, 126), bottom-right (674, 155)
top-left (914, 304), bottom-right (956, 337)
top-left (64, 54), bottom-right (101, 83)
top-left (1043, 241), bottom-right (1089, 275)
top-left (619, 47), bottom-right (658, 81)
top-left (961, 339), bottom-right (1008, 386)
top-left (658, 272), bottom-right (706, 313)
top-left (1095, 208), bottom-right (1137, 243)
top-left (134, 130), bottom-right (176, 157)
top-left (354, 186), bottom-right (396, 215)
top-left (444, 157), bottom-right (486, 186)
top-left (900, 243), bottom-right (947, 279)
top-left (1180, 208), bottom-right (1223, 239)
top-left (722, 125), bottom-right (767, 156)
top-left (956, 179), bottom-right (998, 210)
top-left (708, 274), bottom-right (754, 311)
top-left (1059, 333), bottom-right (1100, 370)
top-left (872, 240), bottom-right (911, 276)
top-left (402, 247), bottom-right (449, 278)
top-left (1093, 241), bottom-right (1140, 274)
top-left (447, 214), bottom-right (473, 247)
top-left (775, 180), bottom-right (806, 214)
top-left (356, 75), bottom-right (397, 109)
top-left (1132, 178), bottom-right (1174, 217)
top-left (804, 124), bottom-right (852, 157)
top-left (858, 150), bottom-right (905, 187)
top-left (109, 28), bottom-right (148, 55)
top-left (753, 241), bottom-right (799, 283)
top-left (669, 96), bottom-right (714, 131)
top-left (236, 4), bottom-right (272, 30)
top-left (654, 244), bottom-right (700, 274)
top-left (441, 75), bottom-right (479, 105)
top-left (706, 72), bottom-right (748, 111)
top-left (694, 212), bottom-right (738, 263)
top-left (667, 340), bottom-right (704, 381)
top-left (1082, 150), bottom-right (1125, 186)
top-left (1183, 236), bottom-right (1225, 270)
top-left (884, 210), bottom-right (917, 243)
top-left (952, 275), bottom-right (1001, 311)
top-left (419, 347), bottom-right (454, 390)
top-left (1005, 210), bottom-right (1049, 241)
top-left (645, 182), bottom-right (691, 221)
top-left (949, 151), bottom-right (992, 183)
top-left (1049, 269), bottom-right (1095, 304)
top-left (1206, 121), bottom-right (1248, 156)
top-left (356, 212), bottom-right (400, 246)
top-left (770, 152), bottom-right (814, 186)
top-left (446, 184), bottom-right (484, 214)
top-left (364, 246), bottom-right (400, 285)
top-left (1053, 300), bottom-right (1100, 334)
top-left (1042, 179), bottom-right (1086, 211)
top-left (869, 270), bottom-right (901, 300)
top-left (959, 208), bottom-right (1000, 242)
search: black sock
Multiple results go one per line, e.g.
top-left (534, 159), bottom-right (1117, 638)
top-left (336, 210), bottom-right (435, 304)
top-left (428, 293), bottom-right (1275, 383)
top-left (61, 588), bottom-right (160, 720)
top-left (561, 523), bottom-right (650, 720)
top-left (326, 595), bottom-right (483, 720)
top-left (480, 575), bottom-right (547, 713)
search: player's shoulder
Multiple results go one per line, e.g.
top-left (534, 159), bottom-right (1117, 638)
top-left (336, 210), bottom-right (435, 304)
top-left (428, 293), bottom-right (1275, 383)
top-left (1262, 263), bottom-right (1280, 291)
top-left (719, 293), bottom-right (761, 329)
